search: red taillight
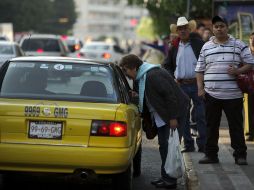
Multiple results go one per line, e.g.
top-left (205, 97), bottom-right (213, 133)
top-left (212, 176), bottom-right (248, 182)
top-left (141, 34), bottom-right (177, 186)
top-left (91, 120), bottom-right (127, 137)
top-left (77, 53), bottom-right (81, 58)
top-left (36, 48), bottom-right (44, 53)
top-left (102, 53), bottom-right (111, 59)
top-left (61, 35), bottom-right (68, 40)
top-left (74, 44), bottom-right (80, 51)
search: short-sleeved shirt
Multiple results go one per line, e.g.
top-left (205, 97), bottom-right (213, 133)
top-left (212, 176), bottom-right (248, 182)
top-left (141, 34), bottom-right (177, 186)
top-left (195, 35), bottom-right (254, 99)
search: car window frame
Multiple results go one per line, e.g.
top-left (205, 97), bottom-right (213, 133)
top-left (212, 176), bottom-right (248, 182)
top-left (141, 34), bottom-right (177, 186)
top-left (111, 65), bottom-right (131, 104)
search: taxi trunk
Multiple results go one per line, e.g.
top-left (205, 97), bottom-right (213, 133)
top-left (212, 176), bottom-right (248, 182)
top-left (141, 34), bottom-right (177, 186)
top-left (0, 99), bottom-right (133, 174)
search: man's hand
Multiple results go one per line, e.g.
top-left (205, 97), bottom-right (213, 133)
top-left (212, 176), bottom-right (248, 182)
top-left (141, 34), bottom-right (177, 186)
top-left (228, 65), bottom-right (239, 75)
top-left (198, 88), bottom-right (206, 99)
top-left (129, 90), bottom-right (138, 98)
top-left (169, 119), bottom-right (178, 129)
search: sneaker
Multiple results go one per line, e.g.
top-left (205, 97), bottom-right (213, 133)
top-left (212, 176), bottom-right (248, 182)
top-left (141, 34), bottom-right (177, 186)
top-left (181, 147), bottom-right (195, 153)
top-left (235, 158), bottom-right (248, 165)
top-left (199, 156), bottom-right (219, 164)
top-left (246, 135), bottom-right (254, 141)
top-left (151, 178), bottom-right (163, 185)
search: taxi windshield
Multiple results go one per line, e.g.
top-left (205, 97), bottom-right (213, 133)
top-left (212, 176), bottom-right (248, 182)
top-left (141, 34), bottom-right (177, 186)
top-left (0, 61), bottom-right (118, 103)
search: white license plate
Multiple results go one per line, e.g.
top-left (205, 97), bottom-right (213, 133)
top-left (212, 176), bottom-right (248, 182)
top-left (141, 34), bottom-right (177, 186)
top-left (87, 53), bottom-right (97, 58)
top-left (29, 121), bottom-right (63, 139)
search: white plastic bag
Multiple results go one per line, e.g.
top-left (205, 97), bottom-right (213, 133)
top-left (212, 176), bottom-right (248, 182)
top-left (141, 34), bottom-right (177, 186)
top-left (164, 129), bottom-right (185, 178)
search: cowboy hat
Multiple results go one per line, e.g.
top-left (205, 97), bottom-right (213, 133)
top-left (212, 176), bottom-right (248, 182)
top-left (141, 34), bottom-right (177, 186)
top-left (170, 16), bottom-right (197, 33)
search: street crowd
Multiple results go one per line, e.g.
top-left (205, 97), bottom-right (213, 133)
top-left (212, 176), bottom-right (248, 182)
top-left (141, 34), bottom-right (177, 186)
top-left (120, 15), bottom-right (254, 189)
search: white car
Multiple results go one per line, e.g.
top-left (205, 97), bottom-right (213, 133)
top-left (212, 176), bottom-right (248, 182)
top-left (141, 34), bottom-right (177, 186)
top-left (0, 41), bottom-right (24, 67)
top-left (80, 41), bottom-right (125, 63)
top-left (20, 34), bottom-right (69, 57)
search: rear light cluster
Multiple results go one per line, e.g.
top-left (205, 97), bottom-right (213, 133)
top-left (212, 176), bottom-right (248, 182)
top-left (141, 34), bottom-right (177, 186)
top-left (36, 48), bottom-right (44, 53)
top-left (91, 120), bottom-right (127, 137)
top-left (102, 53), bottom-right (111, 59)
top-left (74, 44), bottom-right (80, 51)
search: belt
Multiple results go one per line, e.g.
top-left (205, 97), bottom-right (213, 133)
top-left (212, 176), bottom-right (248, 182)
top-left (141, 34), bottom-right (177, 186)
top-left (177, 78), bottom-right (196, 84)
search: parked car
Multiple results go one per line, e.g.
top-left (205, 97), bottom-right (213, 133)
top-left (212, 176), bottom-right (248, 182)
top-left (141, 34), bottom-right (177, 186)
top-left (0, 35), bottom-right (9, 41)
top-left (19, 34), bottom-right (69, 57)
top-left (0, 56), bottom-right (142, 190)
top-left (80, 41), bottom-right (125, 63)
top-left (0, 41), bottom-right (24, 67)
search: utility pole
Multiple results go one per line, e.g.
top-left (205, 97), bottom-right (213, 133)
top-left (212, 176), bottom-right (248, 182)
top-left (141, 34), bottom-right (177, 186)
top-left (186, 0), bottom-right (191, 19)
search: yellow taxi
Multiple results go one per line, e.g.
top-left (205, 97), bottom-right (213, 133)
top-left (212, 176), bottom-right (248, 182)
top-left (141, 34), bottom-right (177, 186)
top-left (0, 57), bottom-right (142, 190)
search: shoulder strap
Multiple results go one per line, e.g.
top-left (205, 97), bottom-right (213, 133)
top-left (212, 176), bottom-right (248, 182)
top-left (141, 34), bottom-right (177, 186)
top-left (233, 39), bottom-right (236, 62)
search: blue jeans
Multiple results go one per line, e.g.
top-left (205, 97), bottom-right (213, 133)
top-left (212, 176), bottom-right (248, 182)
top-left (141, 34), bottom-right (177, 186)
top-left (180, 83), bottom-right (206, 149)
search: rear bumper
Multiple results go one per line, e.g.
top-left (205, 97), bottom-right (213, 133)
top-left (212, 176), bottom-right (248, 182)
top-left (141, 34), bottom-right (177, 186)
top-left (0, 143), bottom-right (134, 174)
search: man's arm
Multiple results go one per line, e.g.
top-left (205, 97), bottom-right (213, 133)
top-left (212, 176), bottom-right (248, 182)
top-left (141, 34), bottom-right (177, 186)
top-left (195, 45), bottom-right (206, 98)
top-left (162, 45), bottom-right (177, 77)
top-left (228, 64), bottom-right (253, 75)
top-left (196, 72), bottom-right (205, 98)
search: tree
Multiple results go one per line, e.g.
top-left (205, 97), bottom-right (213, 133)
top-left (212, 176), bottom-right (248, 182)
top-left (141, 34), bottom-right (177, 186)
top-left (136, 17), bottom-right (157, 41)
top-left (128, 0), bottom-right (212, 36)
top-left (46, 0), bottom-right (77, 34)
top-left (0, 0), bottom-right (53, 32)
top-left (0, 0), bottom-right (77, 34)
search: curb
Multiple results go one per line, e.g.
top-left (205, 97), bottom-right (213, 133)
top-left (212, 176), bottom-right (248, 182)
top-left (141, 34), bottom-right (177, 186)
top-left (183, 152), bottom-right (200, 190)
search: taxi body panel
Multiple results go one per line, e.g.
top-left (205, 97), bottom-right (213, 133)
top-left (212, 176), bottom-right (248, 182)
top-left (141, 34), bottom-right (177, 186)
top-left (0, 57), bottom-right (141, 180)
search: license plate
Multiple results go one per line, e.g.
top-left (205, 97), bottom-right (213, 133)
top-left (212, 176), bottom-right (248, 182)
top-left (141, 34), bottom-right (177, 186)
top-left (28, 121), bottom-right (63, 139)
top-left (87, 53), bottom-right (97, 58)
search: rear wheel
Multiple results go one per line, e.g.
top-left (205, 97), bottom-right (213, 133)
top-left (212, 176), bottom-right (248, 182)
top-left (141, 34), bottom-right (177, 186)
top-left (133, 145), bottom-right (142, 177)
top-left (113, 162), bottom-right (133, 190)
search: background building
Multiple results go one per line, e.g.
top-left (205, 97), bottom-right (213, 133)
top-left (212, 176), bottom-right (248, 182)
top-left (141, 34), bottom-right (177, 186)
top-left (73, 0), bottom-right (147, 43)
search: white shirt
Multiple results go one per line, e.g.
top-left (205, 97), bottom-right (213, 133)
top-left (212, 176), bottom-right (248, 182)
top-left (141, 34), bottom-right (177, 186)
top-left (175, 41), bottom-right (197, 79)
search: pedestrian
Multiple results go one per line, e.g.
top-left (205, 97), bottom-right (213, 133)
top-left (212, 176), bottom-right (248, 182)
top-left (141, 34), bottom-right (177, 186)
top-left (202, 28), bottom-right (212, 42)
top-left (196, 23), bottom-right (206, 40)
top-left (246, 32), bottom-right (254, 141)
top-left (196, 16), bottom-right (254, 165)
top-left (163, 16), bottom-right (207, 153)
top-left (120, 54), bottom-right (189, 189)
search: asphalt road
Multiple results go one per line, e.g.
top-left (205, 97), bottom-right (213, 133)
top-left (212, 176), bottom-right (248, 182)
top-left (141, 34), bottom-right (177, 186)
top-left (0, 134), bottom-right (185, 190)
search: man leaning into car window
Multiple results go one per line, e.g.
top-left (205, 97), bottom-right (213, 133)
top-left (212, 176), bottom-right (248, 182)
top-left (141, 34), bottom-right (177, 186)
top-left (120, 54), bottom-right (189, 189)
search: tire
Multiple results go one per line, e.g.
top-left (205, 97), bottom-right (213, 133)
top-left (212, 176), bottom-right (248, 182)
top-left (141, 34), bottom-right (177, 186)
top-left (113, 163), bottom-right (133, 190)
top-left (2, 173), bottom-right (20, 188)
top-left (133, 145), bottom-right (142, 177)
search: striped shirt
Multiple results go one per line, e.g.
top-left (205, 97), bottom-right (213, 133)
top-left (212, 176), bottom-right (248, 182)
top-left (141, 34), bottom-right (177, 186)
top-left (195, 35), bottom-right (254, 99)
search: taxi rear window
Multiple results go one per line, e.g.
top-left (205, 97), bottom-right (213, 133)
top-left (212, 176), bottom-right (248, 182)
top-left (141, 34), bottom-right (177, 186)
top-left (0, 61), bottom-right (118, 103)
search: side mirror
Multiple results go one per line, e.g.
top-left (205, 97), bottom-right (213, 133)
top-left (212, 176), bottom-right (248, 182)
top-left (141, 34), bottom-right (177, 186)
top-left (113, 45), bottom-right (124, 53)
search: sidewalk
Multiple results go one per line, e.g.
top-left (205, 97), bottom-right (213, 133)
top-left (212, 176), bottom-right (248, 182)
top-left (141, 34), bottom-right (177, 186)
top-left (183, 122), bottom-right (254, 190)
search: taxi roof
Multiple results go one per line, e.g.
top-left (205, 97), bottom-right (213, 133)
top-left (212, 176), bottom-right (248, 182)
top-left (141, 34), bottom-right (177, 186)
top-left (10, 56), bottom-right (114, 66)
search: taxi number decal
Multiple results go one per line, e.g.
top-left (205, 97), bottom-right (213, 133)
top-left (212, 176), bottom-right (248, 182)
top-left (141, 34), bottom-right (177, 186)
top-left (25, 106), bottom-right (40, 117)
top-left (54, 107), bottom-right (68, 118)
